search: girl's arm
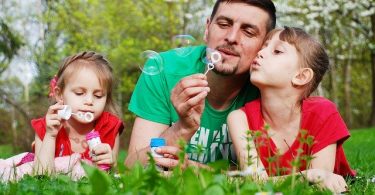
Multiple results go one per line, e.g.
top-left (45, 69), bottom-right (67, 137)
top-left (227, 110), bottom-right (267, 177)
top-left (270, 145), bottom-right (346, 193)
top-left (34, 102), bottom-right (64, 175)
top-left (310, 143), bottom-right (336, 171)
top-left (34, 133), bottom-right (57, 174)
top-left (228, 109), bottom-right (347, 193)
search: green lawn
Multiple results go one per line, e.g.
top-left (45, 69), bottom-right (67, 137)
top-left (0, 128), bottom-right (374, 194)
top-left (342, 128), bottom-right (375, 194)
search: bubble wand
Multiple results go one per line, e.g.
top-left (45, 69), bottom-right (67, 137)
top-left (57, 105), bottom-right (94, 122)
top-left (204, 49), bottom-right (222, 75)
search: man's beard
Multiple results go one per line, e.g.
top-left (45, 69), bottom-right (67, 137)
top-left (211, 44), bottom-right (240, 76)
top-left (212, 61), bottom-right (238, 76)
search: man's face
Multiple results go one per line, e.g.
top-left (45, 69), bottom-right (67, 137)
top-left (204, 2), bottom-right (269, 76)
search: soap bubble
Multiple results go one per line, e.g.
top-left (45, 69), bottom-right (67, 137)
top-left (172, 34), bottom-right (196, 57)
top-left (138, 50), bottom-right (164, 75)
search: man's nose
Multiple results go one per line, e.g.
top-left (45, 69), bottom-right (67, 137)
top-left (225, 27), bottom-right (240, 44)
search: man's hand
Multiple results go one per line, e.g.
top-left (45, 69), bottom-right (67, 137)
top-left (153, 146), bottom-right (189, 169)
top-left (153, 146), bottom-right (209, 170)
top-left (171, 74), bottom-right (209, 133)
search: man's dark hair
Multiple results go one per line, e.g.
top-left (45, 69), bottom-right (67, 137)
top-left (210, 0), bottom-right (276, 32)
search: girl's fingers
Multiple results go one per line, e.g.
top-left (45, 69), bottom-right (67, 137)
top-left (96, 159), bottom-right (113, 165)
top-left (47, 113), bottom-right (61, 121)
top-left (92, 144), bottom-right (111, 155)
top-left (47, 102), bottom-right (65, 115)
top-left (48, 120), bottom-right (61, 127)
top-left (92, 154), bottom-right (113, 164)
top-left (336, 177), bottom-right (348, 193)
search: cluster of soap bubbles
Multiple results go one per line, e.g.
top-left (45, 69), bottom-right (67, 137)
top-left (138, 34), bottom-right (221, 76)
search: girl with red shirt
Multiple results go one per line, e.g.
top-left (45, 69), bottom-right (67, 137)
top-left (228, 27), bottom-right (354, 194)
top-left (33, 51), bottom-right (124, 174)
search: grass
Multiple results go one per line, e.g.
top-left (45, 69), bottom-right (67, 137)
top-left (0, 128), bottom-right (374, 194)
top-left (342, 128), bottom-right (375, 194)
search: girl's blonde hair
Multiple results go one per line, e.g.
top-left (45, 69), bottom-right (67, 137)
top-left (265, 27), bottom-right (329, 99)
top-left (55, 51), bottom-right (121, 117)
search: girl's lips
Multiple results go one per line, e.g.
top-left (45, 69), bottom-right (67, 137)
top-left (79, 110), bottom-right (94, 113)
top-left (252, 60), bottom-right (260, 66)
top-left (251, 60), bottom-right (261, 70)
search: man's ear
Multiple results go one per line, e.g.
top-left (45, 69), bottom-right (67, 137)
top-left (203, 18), bottom-right (211, 43)
top-left (291, 68), bottom-right (314, 87)
top-left (54, 87), bottom-right (63, 103)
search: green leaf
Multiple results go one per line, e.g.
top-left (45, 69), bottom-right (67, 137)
top-left (82, 163), bottom-right (112, 194)
top-left (204, 184), bottom-right (225, 195)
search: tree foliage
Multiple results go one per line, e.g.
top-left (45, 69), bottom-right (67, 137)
top-left (1, 0), bottom-right (374, 153)
top-left (0, 19), bottom-right (23, 74)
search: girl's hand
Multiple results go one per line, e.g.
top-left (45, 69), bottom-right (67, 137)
top-left (306, 169), bottom-right (348, 194)
top-left (45, 101), bottom-right (65, 138)
top-left (91, 143), bottom-right (113, 166)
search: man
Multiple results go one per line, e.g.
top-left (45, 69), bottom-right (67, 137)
top-left (125, 0), bottom-right (276, 168)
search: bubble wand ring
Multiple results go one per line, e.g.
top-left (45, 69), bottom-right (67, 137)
top-left (204, 50), bottom-right (222, 75)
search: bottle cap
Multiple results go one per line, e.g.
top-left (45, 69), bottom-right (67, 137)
top-left (86, 131), bottom-right (100, 141)
top-left (57, 105), bottom-right (72, 120)
top-left (150, 138), bottom-right (166, 147)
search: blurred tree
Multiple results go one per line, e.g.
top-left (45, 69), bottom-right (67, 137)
top-left (30, 0), bottom-right (211, 149)
top-left (0, 16), bottom-right (27, 151)
top-left (0, 19), bottom-right (23, 74)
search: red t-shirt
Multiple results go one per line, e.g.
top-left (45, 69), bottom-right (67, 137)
top-left (31, 112), bottom-right (124, 160)
top-left (241, 97), bottom-right (355, 177)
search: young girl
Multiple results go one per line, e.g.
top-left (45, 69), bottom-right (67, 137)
top-left (32, 51), bottom-right (124, 174)
top-left (1, 51), bottom-right (124, 181)
top-left (227, 27), bottom-right (355, 193)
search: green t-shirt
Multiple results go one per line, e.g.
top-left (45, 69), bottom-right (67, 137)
top-left (129, 45), bottom-right (258, 164)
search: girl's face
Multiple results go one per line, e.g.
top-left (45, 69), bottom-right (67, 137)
top-left (57, 67), bottom-right (107, 124)
top-left (250, 31), bottom-right (300, 89)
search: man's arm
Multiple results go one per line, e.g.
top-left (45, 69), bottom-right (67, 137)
top-left (125, 74), bottom-right (209, 167)
top-left (125, 117), bottom-right (168, 167)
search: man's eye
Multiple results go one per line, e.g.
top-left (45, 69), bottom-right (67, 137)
top-left (244, 30), bottom-right (255, 37)
top-left (75, 92), bottom-right (84, 96)
top-left (217, 22), bottom-right (230, 28)
top-left (274, 50), bottom-right (283, 54)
